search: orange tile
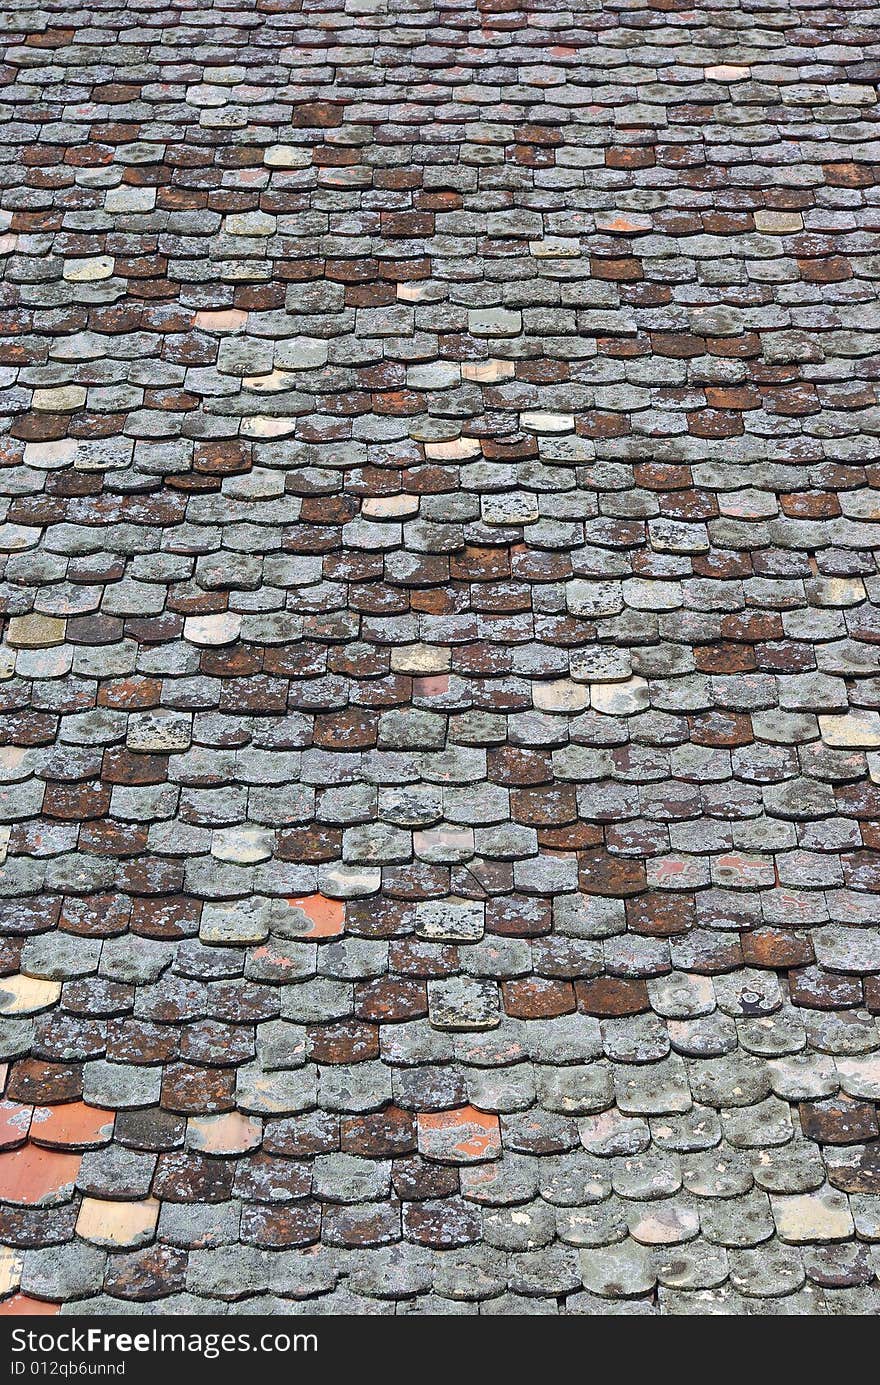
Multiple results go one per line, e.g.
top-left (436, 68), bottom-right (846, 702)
top-left (0, 1145), bottom-right (81, 1206)
top-left (595, 212), bottom-right (652, 235)
top-left (0, 1295), bottom-right (59, 1315)
top-left (29, 1103), bottom-right (114, 1151)
top-left (285, 894), bottom-right (345, 939)
top-left (0, 1102), bottom-right (31, 1150)
top-left (417, 1105), bottom-right (502, 1163)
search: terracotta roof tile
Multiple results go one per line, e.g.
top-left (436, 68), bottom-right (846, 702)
top-left (0, 0), bottom-right (879, 1316)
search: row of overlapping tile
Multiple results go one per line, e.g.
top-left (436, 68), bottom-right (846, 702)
top-left (0, 0), bottom-right (879, 1314)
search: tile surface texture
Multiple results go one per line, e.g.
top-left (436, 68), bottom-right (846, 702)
top-left (0, 0), bottom-right (879, 1317)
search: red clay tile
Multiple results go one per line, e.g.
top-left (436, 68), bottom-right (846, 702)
top-left (284, 895), bottom-right (345, 939)
top-left (0, 1295), bottom-right (59, 1316)
top-left (0, 1145), bottom-right (81, 1206)
top-left (416, 1106), bottom-right (501, 1164)
top-left (29, 1103), bottom-right (114, 1150)
top-left (0, 1102), bottom-right (31, 1150)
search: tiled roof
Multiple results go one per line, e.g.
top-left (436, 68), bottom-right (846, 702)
top-left (1, 0), bottom-right (879, 1316)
